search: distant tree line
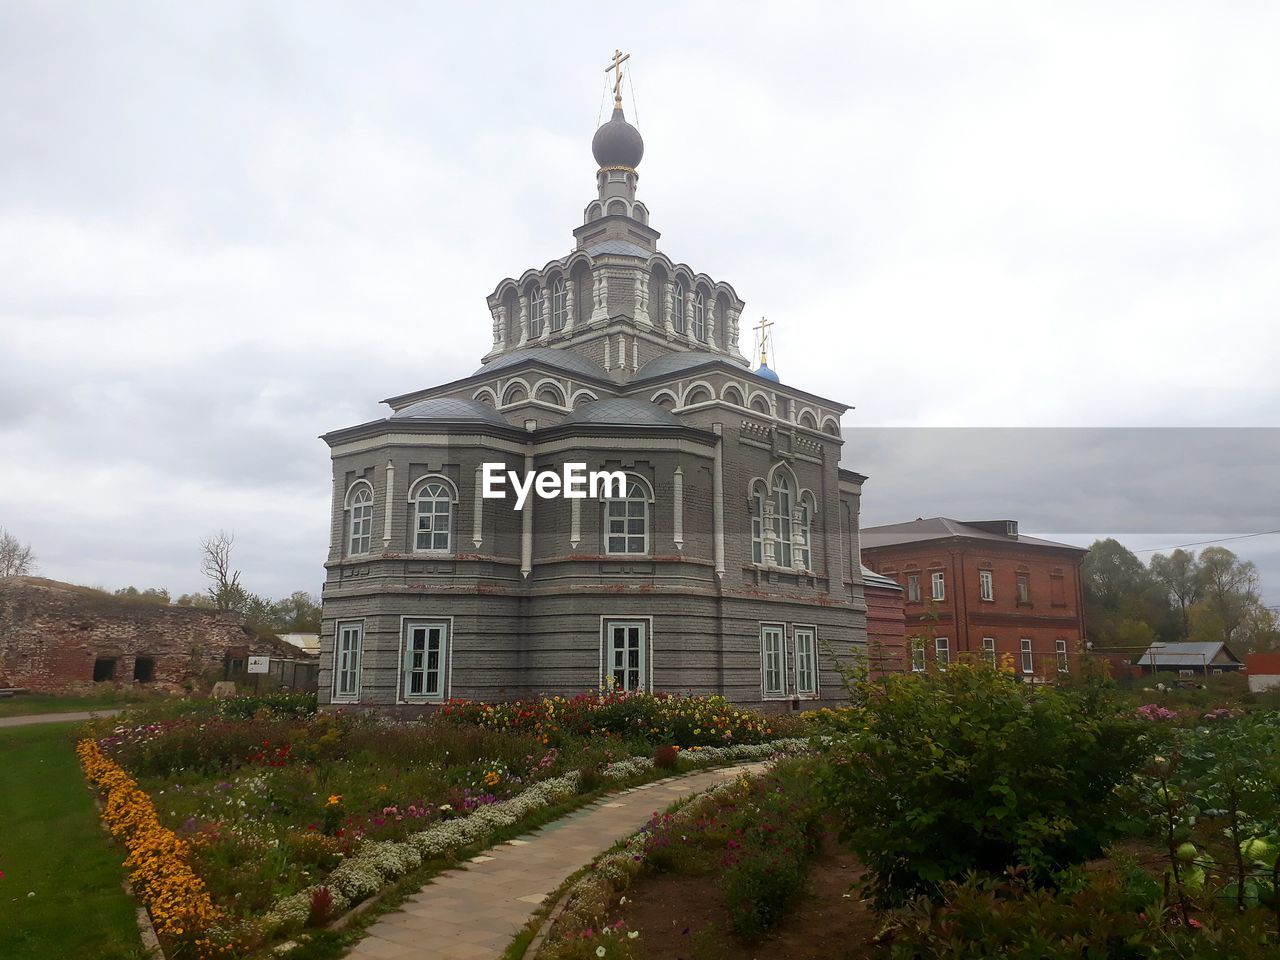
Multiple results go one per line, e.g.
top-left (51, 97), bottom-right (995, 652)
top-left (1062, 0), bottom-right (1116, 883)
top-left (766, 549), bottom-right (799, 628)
top-left (1082, 539), bottom-right (1278, 652)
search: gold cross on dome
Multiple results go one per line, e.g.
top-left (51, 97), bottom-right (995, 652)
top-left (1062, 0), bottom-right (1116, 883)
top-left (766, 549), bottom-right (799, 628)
top-left (606, 49), bottom-right (630, 107)
top-left (754, 316), bottom-right (774, 364)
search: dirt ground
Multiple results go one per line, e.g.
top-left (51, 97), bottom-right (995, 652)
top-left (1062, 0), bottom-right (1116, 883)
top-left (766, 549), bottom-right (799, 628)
top-left (617, 830), bottom-right (883, 960)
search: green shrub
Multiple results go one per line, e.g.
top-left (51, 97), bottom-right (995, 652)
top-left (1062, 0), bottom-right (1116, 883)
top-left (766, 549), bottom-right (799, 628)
top-left (820, 661), bottom-right (1145, 905)
top-left (884, 872), bottom-right (1279, 959)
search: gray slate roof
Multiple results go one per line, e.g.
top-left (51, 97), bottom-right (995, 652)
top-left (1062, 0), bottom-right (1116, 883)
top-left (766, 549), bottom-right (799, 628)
top-left (474, 348), bottom-right (608, 380)
top-left (861, 565), bottom-right (903, 590)
top-left (559, 397), bottom-right (682, 428)
top-left (860, 517), bottom-right (1086, 552)
top-left (584, 238), bottom-right (652, 258)
top-left (1136, 642), bottom-right (1243, 667)
top-left (632, 351), bottom-right (723, 381)
top-left (390, 397), bottom-right (510, 426)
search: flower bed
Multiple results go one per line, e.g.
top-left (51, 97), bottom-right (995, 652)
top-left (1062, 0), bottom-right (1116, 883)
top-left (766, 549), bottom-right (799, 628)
top-left (78, 693), bottom-right (805, 956)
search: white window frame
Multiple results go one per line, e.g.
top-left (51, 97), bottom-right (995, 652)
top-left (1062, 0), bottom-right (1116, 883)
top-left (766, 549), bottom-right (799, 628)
top-left (399, 618), bottom-right (450, 702)
top-left (979, 570), bottom-right (994, 601)
top-left (529, 286), bottom-right (545, 337)
top-left (551, 277), bottom-right (568, 331)
top-left (935, 636), bottom-right (950, 669)
top-left (410, 476), bottom-right (456, 553)
top-left (345, 482), bottom-right (374, 557)
top-left (797, 496), bottom-right (813, 572)
top-left (750, 481), bottom-right (765, 564)
top-left (333, 620), bottom-right (364, 703)
top-left (794, 625), bottom-right (818, 698)
top-left (672, 283), bottom-right (686, 333)
top-left (1020, 638), bottom-right (1033, 674)
top-left (1056, 639), bottom-right (1069, 673)
top-left (906, 572), bottom-right (921, 603)
top-left (692, 290), bottom-right (706, 340)
top-left (600, 618), bottom-right (650, 692)
top-left (603, 474), bottom-right (651, 556)
top-left (772, 474), bottom-right (794, 567)
top-left (910, 636), bottom-right (926, 673)
top-left (761, 623), bottom-right (787, 698)
top-left (982, 636), bottom-right (996, 664)
top-left (930, 570), bottom-right (945, 601)
top-left (1016, 573), bottom-right (1031, 604)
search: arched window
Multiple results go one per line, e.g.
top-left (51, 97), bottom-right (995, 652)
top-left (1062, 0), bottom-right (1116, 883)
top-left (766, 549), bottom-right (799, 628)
top-left (750, 395), bottom-right (770, 415)
top-left (346, 484), bottom-right (374, 556)
top-left (529, 287), bottom-right (545, 338)
top-left (684, 386), bottom-right (712, 406)
top-left (604, 476), bottom-right (649, 555)
top-left (797, 495), bottom-right (814, 571)
top-left (672, 283), bottom-right (686, 333)
top-left (722, 386), bottom-right (744, 406)
top-left (750, 480), bottom-right (766, 564)
top-left (692, 291), bottom-right (706, 340)
top-left (550, 278), bottom-right (568, 331)
top-left (772, 474), bottom-right (794, 567)
top-left (412, 479), bottom-right (454, 552)
top-left (536, 384), bottom-right (564, 406)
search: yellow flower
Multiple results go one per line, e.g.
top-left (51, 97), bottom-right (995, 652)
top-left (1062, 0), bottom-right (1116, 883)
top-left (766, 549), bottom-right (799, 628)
top-left (326, 794), bottom-right (342, 807)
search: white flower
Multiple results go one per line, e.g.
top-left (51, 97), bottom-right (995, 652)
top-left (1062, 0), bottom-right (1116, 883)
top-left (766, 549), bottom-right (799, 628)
top-left (627, 931), bottom-right (639, 939)
top-left (596, 948), bottom-right (606, 958)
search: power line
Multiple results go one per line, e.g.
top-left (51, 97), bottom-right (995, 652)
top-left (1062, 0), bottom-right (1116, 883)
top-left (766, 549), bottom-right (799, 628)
top-left (1131, 529), bottom-right (1280, 554)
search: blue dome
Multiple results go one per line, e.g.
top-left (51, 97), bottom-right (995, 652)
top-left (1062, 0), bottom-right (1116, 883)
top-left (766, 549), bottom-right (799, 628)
top-left (753, 362), bottom-right (781, 383)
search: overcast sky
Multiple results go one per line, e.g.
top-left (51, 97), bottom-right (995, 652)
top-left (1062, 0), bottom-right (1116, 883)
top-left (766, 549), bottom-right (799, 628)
top-left (1, 2), bottom-right (1276, 603)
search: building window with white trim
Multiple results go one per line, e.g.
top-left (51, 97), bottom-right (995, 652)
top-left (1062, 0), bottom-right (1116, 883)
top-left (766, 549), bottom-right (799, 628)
top-left (672, 283), bottom-right (686, 333)
top-left (797, 497), bottom-right (813, 571)
top-left (333, 621), bottom-right (363, 701)
top-left (979, 570), bottom-right (994, 601)
top-left (794, 627), bottom-right (817, 697)
top-left (935, 636), bottom-right (950, 669)
top-left (906, 573), bottom-right (921, 602)
top-left (605, 476), bottom-right (650, 555)
top-left (413, 479), bottom-right (454, 552)
top-left (772, 474), bottom-right (794, 567)
top-left (750, 481), bottom-right (765, 564)
top-left (402, 621), bottom-right (448, 701)
top-left (910, 637), bottom-right (926, 672)
top-left (761, 624), bottom-right (785, 697)
top-left (1021, 638), bottom-right (1034, 674)
top-left (931, 570), bottom-right (945, 601)
top-left (1056, 639), bottom-right (1069, 673)
top-left (1016, 573), bottom-right (1031, 604)
top-left (692, 291), bottom-right (706, 340)
top-left (604, 620), bottom-right (646, 692)
top-left (346, 484), bottom-right (374, 556)
top-left (529, 287), bottom-right (545, 337)
top-left (982, 636), bottom-right (996, 664)
top-left (551, 278), bottom-right (568, 331)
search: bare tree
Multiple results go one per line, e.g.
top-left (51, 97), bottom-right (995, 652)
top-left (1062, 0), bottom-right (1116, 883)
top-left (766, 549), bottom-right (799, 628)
top-left (0, 528), bottom-right (37, 578)
top-left (200, 530), bottom-right (244, 610)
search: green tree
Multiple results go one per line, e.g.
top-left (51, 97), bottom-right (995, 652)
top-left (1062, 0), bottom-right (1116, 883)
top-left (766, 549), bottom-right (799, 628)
top-left (1149, 548), bottom-right (1202, 639)
top-left (113, 585), bottom-right (171, 604)
top-left (1196, 547), bottom-right (1261, 644)
top-left (1081, 539), bottom-right (1174, 646)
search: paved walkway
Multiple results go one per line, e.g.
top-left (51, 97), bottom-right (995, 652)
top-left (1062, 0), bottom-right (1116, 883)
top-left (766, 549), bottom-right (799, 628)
top-left (347, 761), bottom-right (769, 960)
top-left (0, 708), bottom-right (123, 728)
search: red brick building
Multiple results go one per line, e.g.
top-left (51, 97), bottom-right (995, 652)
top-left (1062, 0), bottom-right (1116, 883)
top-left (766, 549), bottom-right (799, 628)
top-left (860, 519), bottom-right (1087, 680)
top-left (862, 565), bottom-right (906, 676)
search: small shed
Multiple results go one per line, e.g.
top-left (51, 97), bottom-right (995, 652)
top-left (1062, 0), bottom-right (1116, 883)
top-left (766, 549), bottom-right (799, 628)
top-left (1136, 641), bottom-right (1244, 676)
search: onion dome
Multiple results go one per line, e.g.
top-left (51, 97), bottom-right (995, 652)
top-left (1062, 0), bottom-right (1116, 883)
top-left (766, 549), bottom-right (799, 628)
top-left (591, 106), bottom-right (644, 170)
top-left (754, 361), bottom-right (781, 383)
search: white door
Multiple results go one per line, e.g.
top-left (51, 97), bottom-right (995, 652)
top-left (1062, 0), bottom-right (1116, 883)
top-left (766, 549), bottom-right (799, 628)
top-left (607, 622), bottom-right (646, 692)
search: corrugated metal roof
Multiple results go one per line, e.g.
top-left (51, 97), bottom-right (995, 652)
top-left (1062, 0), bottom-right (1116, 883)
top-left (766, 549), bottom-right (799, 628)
top-left (860, 517), bottom-right (1085, 552)
top-left (861, 565), bottom-right (903, 590)
top-left (1246, 653), bottom-right (1280, 675)
top-left (1136, 642), bottom-right (1239, 667)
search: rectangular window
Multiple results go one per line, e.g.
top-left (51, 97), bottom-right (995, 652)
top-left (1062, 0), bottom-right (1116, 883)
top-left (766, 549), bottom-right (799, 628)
top-left (761, 624), bottom-right (786, 697)
top-left (606, 498), bottom-right (647, 555)
top-left (906, 573), bottom-right (921, 602)
top-left (1056, 639), bottom-right (1069, 673)
top-left (403, 621), bottom-right (448, 701)
top-left (979, 570), bottom-right (994, 601)
top-left (931, 570), bottom-right (945, 601)
top-left (910, 637), bottom-right (926, 673)
top-left (982, 637), bottom-right (996, 664)
top-left (935, 636), bottom-right (950, 669)
top-left (334, 621), bottom-right (364, 701)
top-left (751, 492), bottom-right (763, 564)
top-left (349, 503), bottom-right (372, 555)
top-left (1016, 573), bottom-right (1030, 605)
top-left (415, 498), bottom-right (452, 551)
top-left (605, 621), bottom-right (646, 692)
top-left (794, 627), bottom-right (817, 697)
top-left (1020, 638), bottom-right (1033, 674)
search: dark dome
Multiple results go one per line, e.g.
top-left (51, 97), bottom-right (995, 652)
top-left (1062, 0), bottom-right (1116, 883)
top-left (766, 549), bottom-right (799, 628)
top-left (591, 106), bottom-right (644, 169)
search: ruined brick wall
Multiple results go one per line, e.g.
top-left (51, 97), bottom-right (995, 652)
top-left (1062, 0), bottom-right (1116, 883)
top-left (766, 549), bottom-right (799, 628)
top-left (0, 577), bottom-right (288, 693)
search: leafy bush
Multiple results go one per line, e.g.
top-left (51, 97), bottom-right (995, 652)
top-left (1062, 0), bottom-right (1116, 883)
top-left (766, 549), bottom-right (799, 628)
top-left (819, 661), bottom-right (1145, 904)
top-left (884, 872), bottom-right (1279, 959)
top-left (653, 744), bottom-right (679, 769)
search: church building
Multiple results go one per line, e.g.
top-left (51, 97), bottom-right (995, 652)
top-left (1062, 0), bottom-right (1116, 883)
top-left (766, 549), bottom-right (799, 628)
top-left (318, 60), bottom-right (872, 710)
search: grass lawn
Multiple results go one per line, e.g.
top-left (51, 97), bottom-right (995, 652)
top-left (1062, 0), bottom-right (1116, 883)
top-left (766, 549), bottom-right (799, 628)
top-left (0, 692), bottom-right (153, 719)
top-left (0, 722), bottom-right (145, 960)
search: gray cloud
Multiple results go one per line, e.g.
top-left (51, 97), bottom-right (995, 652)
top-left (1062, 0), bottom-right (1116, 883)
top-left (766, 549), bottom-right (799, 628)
top-left (1, 2), bottom-right (1277, 603)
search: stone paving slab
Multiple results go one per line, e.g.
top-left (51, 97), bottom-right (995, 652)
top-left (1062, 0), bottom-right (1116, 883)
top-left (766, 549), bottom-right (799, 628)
top-left (345, 762), bottom-right (768, 960)
top-left (0, 708), bottom-right (123, 728)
